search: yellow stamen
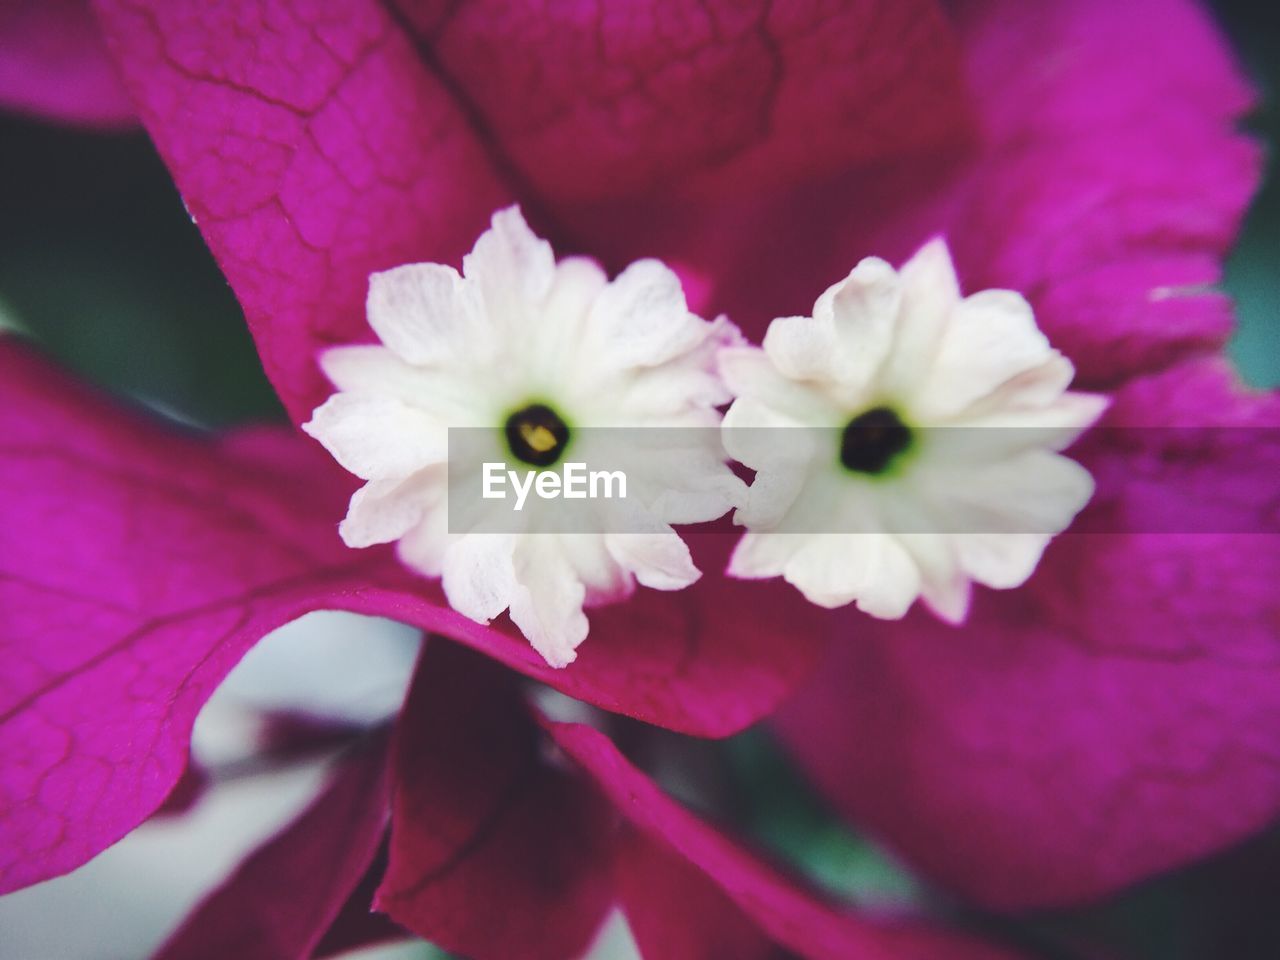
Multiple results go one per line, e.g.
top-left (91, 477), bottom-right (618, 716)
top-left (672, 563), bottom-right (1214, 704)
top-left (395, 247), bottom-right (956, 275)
top-left (519, 422), bottom-right (558, 454)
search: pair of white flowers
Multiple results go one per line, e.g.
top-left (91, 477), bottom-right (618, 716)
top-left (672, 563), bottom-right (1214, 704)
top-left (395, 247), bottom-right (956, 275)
top-left (305, 208), bottom-right (1106, 668)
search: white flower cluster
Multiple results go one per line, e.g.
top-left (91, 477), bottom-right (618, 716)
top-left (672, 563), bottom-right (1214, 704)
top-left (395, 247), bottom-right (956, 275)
top-left (305, 208), bottom-right (1105, 667)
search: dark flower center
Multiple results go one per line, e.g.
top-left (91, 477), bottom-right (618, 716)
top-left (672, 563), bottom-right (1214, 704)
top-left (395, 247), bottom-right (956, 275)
top-left (505, 403), bottom-right (570, 467)
top-left (840, 406), bottom-right (913, 475)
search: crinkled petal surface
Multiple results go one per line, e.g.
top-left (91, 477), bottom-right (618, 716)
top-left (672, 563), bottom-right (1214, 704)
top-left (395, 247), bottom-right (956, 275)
top-left (775, 360), bottom-right (1280, 908)
top-left (89, 0), bottom-right (1254, 401)
top-left (155, 732), bottom-right (391, 960)
top-left (90, 0), bottom-right (510, 422)
top-left (566, 0), bottom-right (1260, 381)
top-left (382, 0), bottom-right (965, 202)
top-left (90, 0), bottom-right (966, 422)
top-left (0, 344), bottom-right (824, 893)
top-left (937, 0), bottom-right (1260, 388)
top-left (0, 0), bottom-right (134, 126)
top-left (375, 641), bottom-right (614, 960)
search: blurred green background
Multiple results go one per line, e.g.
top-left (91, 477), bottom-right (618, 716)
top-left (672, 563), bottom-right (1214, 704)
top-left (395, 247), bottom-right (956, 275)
top-left (0, 3), bottom-right (1276, 959)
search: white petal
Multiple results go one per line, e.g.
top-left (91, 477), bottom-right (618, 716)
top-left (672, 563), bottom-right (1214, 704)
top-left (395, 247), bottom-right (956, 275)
top-left (759, 262), bottom-right (896, 386)
top-left (366, 263), bottom-right (487, 366)
top-left (339, 469), bottom-right (442, 548)
top-left (585, 259), bottom-right (705, 370)
top-left (720, 394), bottom-right (799, 454)
top-left (590, 314), bottom-right (741, 419)
top-left (718, 347), bottom-right (835, 425)
top-left (897, 533), bottom-right (971, 624)
top-left (728, 532), bottom-right (804, 579)
top-left (463, 206), bottom-right (555, 334)
top-left (880, 237), bottom-right (960, 396)
top-left (953, 532), bottom-right (1054, 590)
top-left (555, 534), bottom-right (634, 605)
top-left (913, 289), bottom-right (1053, 419)
top-left (955, 389), bottom-right (1111, 452)
top-left (508, 538), bottom-right (589, 669)
top-left (302, 394), bottom-right (447, 480)
top-left (526, 257), bottom-right (609, 382)
top-left (815, 255), bottom-right (901, 391)
top-left (649, 476), bottom-right (743, 526)
top-left (761, 314), bottom-right (840, 383)
top-left (395, 509), bottom-right (452, 577)
top-left (547, 257), bottom-right (609, 319)
top-left (919, 448), bottom-right (1096, 536)
top-left (783, 533), bottom-right (920, 617)
top-left (720, 396), bottom-right (824, 530)
top-left (959, 353), bottom-right (1076, 416)
top-left (320, 345), bottom-right (427, 399)
top-left (441, 533), bottom-right (518, 624)
top-left (593, 428), bottom-right (742, 525)
top-left (598, 361), bottom-right (730, 422)
top-left (319, 345), bottom-right (494, 424)
top-left (606, 531), bottom-right (700, 591)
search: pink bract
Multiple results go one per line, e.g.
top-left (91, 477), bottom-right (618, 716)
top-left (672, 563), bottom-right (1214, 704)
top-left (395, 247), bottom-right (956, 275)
top-left (153, 731), bottom-right (391, 960)
top-left (0, 0), bottom-right (1270, 916)
top-left (0, 341), bottom-right (823, 894)
top-left (376, 641), bottom-right (1016, 960)
top-left (775, 358), bottom-right (1280, 907)
top-left (89, 0), bottom-right (966, 423)
top-left (145, 641), bottom-right (1019, 959)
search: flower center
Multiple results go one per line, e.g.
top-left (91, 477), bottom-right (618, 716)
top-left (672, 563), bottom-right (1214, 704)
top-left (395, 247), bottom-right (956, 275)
top-left (504, 403), bottom-right (570, 467)
top-left (839, 406), bottom-right (913, 475)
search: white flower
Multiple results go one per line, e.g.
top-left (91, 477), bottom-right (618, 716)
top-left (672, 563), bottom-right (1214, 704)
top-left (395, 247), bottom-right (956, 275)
top-left (304, 207), bottom-right (742, 668)
top-left (720, 239), bottom-right (1108, 623)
